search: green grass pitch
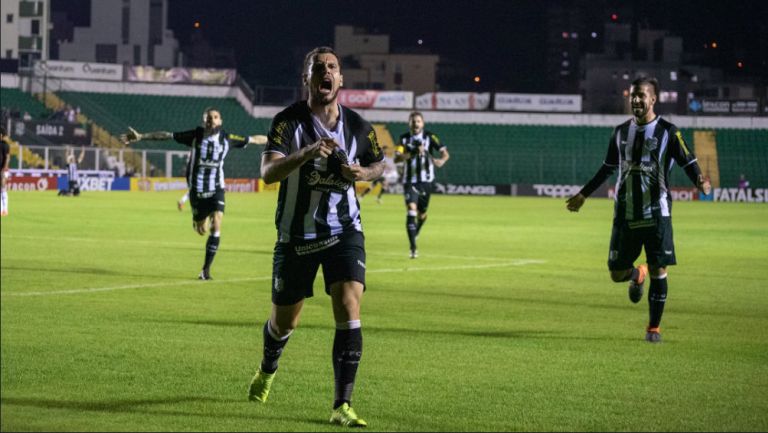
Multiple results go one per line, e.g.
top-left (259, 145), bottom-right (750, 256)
top-left (1, 190), bottom-right (767, 431)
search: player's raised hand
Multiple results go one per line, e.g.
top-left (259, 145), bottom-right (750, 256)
top-left (120, 127), bottom-right (142, 144)
top-left (249, 134), bottom-right (268, 145)
top-left (566, 193), bottom-right (586, 212)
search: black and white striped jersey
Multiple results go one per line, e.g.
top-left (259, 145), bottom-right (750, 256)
top-left (396, 131), bottom-right (445, 184)
top-left (264, 102), bottom-right (383, 242)
top-left (173, 127), bottom-right (248, 194)
top-left (66, 161), bottom-right (79, 181)
top-left (581, 116), bottom-right (702, 224)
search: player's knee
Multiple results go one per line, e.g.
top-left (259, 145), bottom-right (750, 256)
top-left (610, 270), bottom-right (629, 282)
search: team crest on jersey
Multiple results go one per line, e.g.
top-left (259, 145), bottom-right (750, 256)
top-left (644, 137), bottom-right (658, 152)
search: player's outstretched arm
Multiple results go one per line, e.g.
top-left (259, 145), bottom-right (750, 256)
top-left (566, 193), bottom-right (586, 212)
top-left (248, 135), bottom-right (268, 145)
top-left (120, 126), bottom-right (172, 145)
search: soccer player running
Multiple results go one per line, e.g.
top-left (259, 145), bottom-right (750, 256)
top-left (120, 108), bottom-right (267, 280)
top-left (247, 46), bottom-right (384, 428)
top-left (394, 111), bottom-right (449, 258)
top-left (0, 126), bottom-right (11, 216)
top-left (566, 77), bottom-right (711, 343)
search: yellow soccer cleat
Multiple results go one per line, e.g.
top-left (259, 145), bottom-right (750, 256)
top-left (247, 368), bottom-right (275, 403)
top-left (330, 403), bottom-right (368, 428)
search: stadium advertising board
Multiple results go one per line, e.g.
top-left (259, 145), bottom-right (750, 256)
top-left (131, 177), bottom-right (188, 192)
top-left (609, 186), bottom-right (699, 201)
top-left (338, 90), bottom-right (413, 109)
top-left (33, 60), bottom-right (123, 81)
top-left (59, 173), bottom-right (129, 192)
top-left (494, 93), bottom-right (583, 112)
top-left (13, 120), bottom-right (91, 146)
top-left (513, 184), bottom-right (609, 198)
top-left (433, 183), bottom-right (511, 196)
top-left (224, 179), bottom-right (258, 192)
top-left (415, 92), bottom-right (491, 110)
top-left (127, 66), bottom-right (236, 85)
top-left (697, 99), bottom-right (761, 115)
top-left (709, 188), bottom-right (768, 203)
top-left (6, 174), bottom-right (59, 191)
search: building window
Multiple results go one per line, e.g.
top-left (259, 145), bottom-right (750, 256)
top-left (6, 14), bottom-right (13, 23)
top-left (31, 19), bottom-right (40, 35)
top-left (121, 1), bottom-right (130, 44)
top-left (149, 0), bottom-right (163, 45)
top-left (5, 50), bottom-right (13, 59)
top-left (95, 44), bottom-right (117, 63)
top-left (133, 45), bottom-right (141, 65)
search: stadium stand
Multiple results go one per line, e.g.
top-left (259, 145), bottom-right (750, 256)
top-left (4, 86), bottom-right (761, 187)
top-left (56, 92), bottom-right (271, 178)
top-left (0, 88), bottom-right (50, 120)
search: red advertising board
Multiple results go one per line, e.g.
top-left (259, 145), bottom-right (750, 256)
top-left (7, 175), bottom-right (59, 191)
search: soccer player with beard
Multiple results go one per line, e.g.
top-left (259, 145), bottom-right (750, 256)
top-left (395, 111), bottom-right (449, 258)
top-left (566, 77), bottom-right (711, 343)
top-left (120, 108), bottom-right (267, 280)
top-left (247, 46), bottom-right (384, 427)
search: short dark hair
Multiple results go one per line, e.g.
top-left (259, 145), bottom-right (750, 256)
top-left (631, 76), bottom-right (659, 97)
top-left (303, 46), bottom-right (339, 73)
top-left (203, 106), bottom-right (220, 115)
top-left (409, 111), bottom-right (424, 121)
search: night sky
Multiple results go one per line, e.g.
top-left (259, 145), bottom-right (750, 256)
top-left (53, 0), bottom-right (768, 92)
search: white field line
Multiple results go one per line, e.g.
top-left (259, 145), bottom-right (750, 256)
top-left (2, 259), bottom-right (545, 298)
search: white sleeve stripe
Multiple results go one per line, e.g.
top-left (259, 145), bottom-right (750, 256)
top-left (262, 150), bottom-right (287, 157)
top-left (682, 159), bottom-right (698, 168)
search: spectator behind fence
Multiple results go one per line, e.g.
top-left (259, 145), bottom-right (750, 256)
top-left (738, 174), bottom-right (750, 191)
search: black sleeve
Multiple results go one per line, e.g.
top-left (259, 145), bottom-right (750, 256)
top-left (225, 132), bottom-right (249, 149)
top-left (357, 123), bottom-right (384, 166)
top-left (265, 111), bottom-right (292, 156)
top-left (428, 132), bottom-right (445, 154)
top-left (172, 128), bottom-right (199, 147)
top-left (669, 126), bottom-right (701, 185)
top-left (580, 128), bottom-right (620, 197)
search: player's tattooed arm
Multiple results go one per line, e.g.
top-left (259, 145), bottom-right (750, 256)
top-left (341, 160), bottom-right (385, 182)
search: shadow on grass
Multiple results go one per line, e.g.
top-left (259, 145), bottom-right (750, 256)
top-left (1, 265), bottom-right (176, 280)
top-left (1, 396), bottom-right (319, 424)
top-left (160, 245), bottom-right (274, 255)
top-left (156, 319), bottom-right (632, 342)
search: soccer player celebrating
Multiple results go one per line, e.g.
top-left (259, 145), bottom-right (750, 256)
top-left (58, 146), bottom-right (86, 196)
top-left (247, 46), bottom-right (384, 428)
top-left (120, 108), bottom-right (267, 280)
top-left (566, 77), bottom-right (711, 343)
top-left (394, 111), bottom-right (449, 258)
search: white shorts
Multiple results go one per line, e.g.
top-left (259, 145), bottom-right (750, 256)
top-left (384, 172), bottom-right (399, 184)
